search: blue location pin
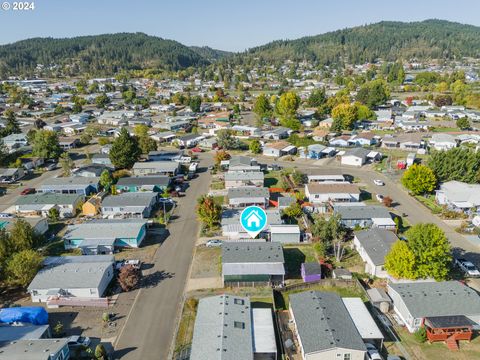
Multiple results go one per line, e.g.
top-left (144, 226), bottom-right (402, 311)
top-left (240, 206), bottom-right (268, 238)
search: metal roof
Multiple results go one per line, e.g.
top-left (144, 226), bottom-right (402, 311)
top-left (27, 256), bottom-right (114, 291)
top-left (15, 193), bottom-right (83, 206)
top-left (0, 339), bottom-right (68, 360)
top-left (388, 281), bottom-right (480, 318)
top-left (222, 242), bottom-right (284, 264)
top-left (224, 171), bottom-right (264, 181)
top-left (342, 298), bottom-right (384, 340)
top-left (289, 291), bottom-right (366, 355)
top-left (116, 175), bottom-right (170, 187)
top-left (252, 308), bottom-right (277, 354)
top-left (63, 219), bottom-right (146, 240)
top-left (354, 229), bottom-right (398, 265)
top-left (334, 205), bottom-right (391, 220)
top-left (101, 192), bottom-right (157, 207)
top-left (227, 187), bottom-right (269, 199)
top-left (39, 177), bottom-right (100, 188)
top-left (190, 294), bottom-right (253, 360)
top-left (424, 315), bottom-right (476, 329)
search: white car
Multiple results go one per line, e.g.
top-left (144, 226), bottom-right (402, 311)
top-left (67, 335), bottom-right (91, 349)
top-left (376, 194), bottom-right (384, 202)
top-left (373, 179), bottom-right (385, 186)
top-left (455, 258), bottom-right (480, 277)
top-left (0, 213), bottom-right (14, 218)
top-left (365, 343), bottom-right (383, 360)
top-left (206, 239), bottom-right (223, 247)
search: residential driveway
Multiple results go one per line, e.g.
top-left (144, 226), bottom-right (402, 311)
top-left (113, 154), bottom-right (213, 360)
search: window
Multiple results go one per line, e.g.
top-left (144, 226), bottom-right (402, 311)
top-left (234, 298), bottom-right (244, 305)
top-left (90, 289), bottom-right (96, 295)
top-left (234, 321), bottom-right (245, 329)
top-left (344, 354), bottom-right (351, 360)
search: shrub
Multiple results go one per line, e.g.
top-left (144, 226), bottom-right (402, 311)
top-left (414, 327), bottom-right (427, 343)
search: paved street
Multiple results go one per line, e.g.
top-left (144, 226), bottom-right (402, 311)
top-left (113, 153), bottom-right (213, 360)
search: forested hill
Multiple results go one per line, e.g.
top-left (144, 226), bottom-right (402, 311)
top-left (0, 33), bottom-right (211, 77)
top-left (189, 46), bottom-right (232, 61)
top-left (234, 19), bottom-right (480, 65)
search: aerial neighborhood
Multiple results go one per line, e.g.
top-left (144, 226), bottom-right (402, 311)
top-left (3, 8), bottom-right (480, 360)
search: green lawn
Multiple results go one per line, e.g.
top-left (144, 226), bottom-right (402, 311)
top-left (283, 244), bottom-right (317, 278)
top-left (415, 194), bottom-right (442, 214)
top-left (431, 126), bottom-right (459, 132)
top-left (264, 170), bottom-right (282, 188)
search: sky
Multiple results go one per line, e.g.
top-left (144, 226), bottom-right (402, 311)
top-left (1, 0), bottom-right (480, 51)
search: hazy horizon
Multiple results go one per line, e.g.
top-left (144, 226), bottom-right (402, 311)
top-left (1, 0), bottom-right (480, 51)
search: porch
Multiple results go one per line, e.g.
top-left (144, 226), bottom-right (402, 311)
top-left (424, 315), bottom-right (475, 350)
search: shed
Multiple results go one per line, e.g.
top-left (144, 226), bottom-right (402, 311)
top-left (301, 262), bottom-right (322, 283)
top-left (367, 288), bottom-right (392, 313)
top-left (332, 268), bottom-right (352, 280)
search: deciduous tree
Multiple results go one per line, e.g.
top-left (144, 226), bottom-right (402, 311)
top-left (118, 265), bottom-right (141, 292)
top-left (196, 195), bottom-right (222, 230)
top-left (59, 152), bottom-right (74, 177)
top-left (32, 130), bottom-right (62, 159)
top-left (401, 164), bottom-right (437, 195)
top-left (5, 249), bottom-right (43, 287)
top-left (249, 139), bottom-right (262, 154)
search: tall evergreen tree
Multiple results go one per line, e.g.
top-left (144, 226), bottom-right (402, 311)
top-left (109, 128), bottom-right (141, 169)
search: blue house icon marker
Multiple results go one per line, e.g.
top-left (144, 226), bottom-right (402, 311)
top-left (240, 206), bottom-right (268, 238)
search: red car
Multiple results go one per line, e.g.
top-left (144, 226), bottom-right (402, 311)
top-left (191, 147), bottom-right (203, 153)
top-left (21, 188), bottom-right (36, 195)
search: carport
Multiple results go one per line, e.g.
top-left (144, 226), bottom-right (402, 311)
top-left (343, 297), bottom-right (385, 348)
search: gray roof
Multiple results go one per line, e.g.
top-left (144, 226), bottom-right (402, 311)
top-left (221, 209), bottom-right (281, 226)
top-left (63, 219), bottom-right (146, 240)
top-left (116, 176), bottom-right (170, 187)
top-left (27, 255), bottom-right (114, 291)
top-left (74, 164), bottom-right (112, 176)
top-left (190, 294), bottom-right (253, 360)
top-left (303, 262), bottom-right (322, 276)
top-left (388, 281), bottom-right (480, 318)
top-left (229, 156), bottom-right (254, 167)
top-left (227, 187), bottom-right (269, 199)
top-left (278, 196), bottom-right (295, 208)
top-left (39, 176), bottom-right (100, 189)
top-left (15, 193), bottom-right (83, 206)
top-left (289, 291), bottom-right (366, 354)
top-left (225, 171), bottom-right (264, 182)
top-left (0, 324), bottom-right (49, 342)
top-left (355, 229), bottom-right (399, 265)
top-left (344, 147), bottom-right (370, 159)
top-left (0, 339), bottom-right (69, 360)
top-left (222, 242), bottom-right (284, 264)
top-left (101, 192), bottom-right (157, 207)
top-left (334, 205), bottom-right (391, 220)
top-left (132, 161), bottom-right (179, 171)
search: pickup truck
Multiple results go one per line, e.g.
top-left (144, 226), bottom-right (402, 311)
top-left (455, 258), bottom-right (480, 277)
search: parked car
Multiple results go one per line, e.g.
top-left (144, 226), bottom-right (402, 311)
top-left (373, 179), bottom-right (385, 186)
top-left (455, 258), bottom-right (480, 277)
top-left (191, 147), bottom-right (203, 153)
top-left (376, 194), bottom-right (384, 202)
top-left (365, 343), bottom-right (383, 360)
top-left (267, 164), bottom-right (282, 171)
top-left (115, 259), bottom-right (142, 270)
top-left (67, 335), bottom-right (91, 349)
top-left (207, 165), bottom-right (214, 170)
top-left (206, 239), bottom-right (223, 247)
top-left (21, 187), bottom-right (36, 195)
top-left (45, 162), bottom-right (58, 171)
top-left (0, 213), bottom-right (14, 218)
top-left (0, 188), bottom-right (6, 196)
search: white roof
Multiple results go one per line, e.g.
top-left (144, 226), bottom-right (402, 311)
top-left (372, 218), bottom-right (396, 226)
top-left (252, 308), bottom-right (277, 354)
top-left (270, 225), bottom-right (300, 234)
top-left (282, 145), bottom-right (296, 152)
top-left (342, 298), bottom-right (384, 340)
